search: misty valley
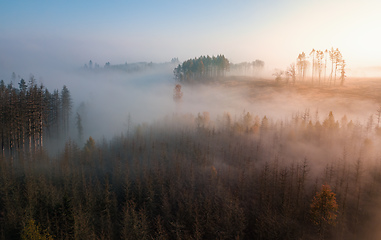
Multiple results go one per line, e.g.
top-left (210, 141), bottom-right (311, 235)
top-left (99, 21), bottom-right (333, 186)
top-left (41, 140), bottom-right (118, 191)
top-left (2, 55), bottom-right (381, 240)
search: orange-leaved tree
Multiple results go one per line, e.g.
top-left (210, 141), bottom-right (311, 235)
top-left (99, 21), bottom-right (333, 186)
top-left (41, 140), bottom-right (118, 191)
top-left (310, 184), bottom-right (338, 238)
top-left (173, 84), bottom-right (183, 103)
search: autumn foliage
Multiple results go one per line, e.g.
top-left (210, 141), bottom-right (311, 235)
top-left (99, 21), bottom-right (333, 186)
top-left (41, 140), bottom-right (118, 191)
top-left (173, 84), bottom-right (183, 103)
top-left (310, 184), bottom-right (338, 237)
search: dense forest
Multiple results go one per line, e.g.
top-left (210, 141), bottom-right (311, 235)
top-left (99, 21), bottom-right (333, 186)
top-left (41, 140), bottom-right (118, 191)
top-left (1, 96), bottom-right (381, 239)
top-left (173, 55), bottom-right (230, 82)
top-left (173, 55), bottom-right (265, 83)
top-left (0, 76), bottom-right (72, 158)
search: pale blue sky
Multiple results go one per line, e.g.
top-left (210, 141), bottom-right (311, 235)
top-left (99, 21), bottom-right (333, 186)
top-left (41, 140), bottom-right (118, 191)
top-left (1, 0), bottom-right (380, 79)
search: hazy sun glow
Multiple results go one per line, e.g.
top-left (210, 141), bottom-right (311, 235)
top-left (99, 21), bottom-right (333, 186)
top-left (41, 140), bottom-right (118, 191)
top-left (0, 0), bottom-right (380, 78)
top-left (1, 2), bottom-right (381, 239)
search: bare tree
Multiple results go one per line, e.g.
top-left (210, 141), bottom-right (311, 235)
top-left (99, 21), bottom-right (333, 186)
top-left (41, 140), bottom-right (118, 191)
top-left (286, 63), bottom-right (297, 84)
top-left (273, 69), bottom-right (284, 83)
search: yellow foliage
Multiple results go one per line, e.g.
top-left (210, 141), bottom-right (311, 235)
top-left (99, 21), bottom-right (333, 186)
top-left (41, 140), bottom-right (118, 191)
top-left (310, 184), bottom-right (338, 226)
top-left (21, 219), bottom-right (54, 240)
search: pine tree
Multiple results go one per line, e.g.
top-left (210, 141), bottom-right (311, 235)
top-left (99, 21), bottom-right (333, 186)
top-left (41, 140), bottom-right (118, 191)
top-left (61, 85), bottom-right (72, 139)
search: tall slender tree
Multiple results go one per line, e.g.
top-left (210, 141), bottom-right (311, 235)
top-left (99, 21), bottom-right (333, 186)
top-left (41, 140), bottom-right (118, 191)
top-left (297, 52), bottom-right (308, 82)
top-left (61, 85), bottom-right (72, 139)
top-left (339, 60), bottom-right (346, 86)
top-left (316, 50), bottom-right (324, 85)
top-left (324, 49), bottom-right (328, 84)
top-left (310, 49), bottom-right (316, 84)
top-left (76, 112), bottom-right (83, 143)
top-left (334, 48), bottom-right (342, 85)
top-left (329, 48), bottom-right (335, 86)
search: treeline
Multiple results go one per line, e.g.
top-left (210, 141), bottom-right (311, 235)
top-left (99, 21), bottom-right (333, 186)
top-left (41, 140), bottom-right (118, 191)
top-left (0, 76), bottom-right (72, 157)
top-left (276, 48), bottom-right (346, 86)
top-left (82, 58), bottom-right (179, 73)
top-left (229, 60), bottom-right (265, 76)
top-left (173, 55), bottom-right (230, 82)
top-left (1, 109), bottom-right (381, 239)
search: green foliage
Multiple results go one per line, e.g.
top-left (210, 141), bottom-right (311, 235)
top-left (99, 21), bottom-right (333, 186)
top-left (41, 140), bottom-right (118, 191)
top-left (0, 77), bottom-right (71, 156)
top-left (174, 55), bottom-right (230, 82)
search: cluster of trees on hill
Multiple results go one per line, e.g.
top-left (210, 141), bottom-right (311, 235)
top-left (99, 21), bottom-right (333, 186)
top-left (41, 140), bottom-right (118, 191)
top-left (173, 55), bottom-right (230, 82)
top-left (275, 48), bottom-right (346, 86)
top-left (1, 107), bottom-right (381, 239)
top-left (0, 76), bottom-right (72, 157)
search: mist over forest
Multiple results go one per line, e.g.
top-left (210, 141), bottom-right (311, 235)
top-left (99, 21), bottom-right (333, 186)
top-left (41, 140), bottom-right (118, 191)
top-left (2, 49), bottom-right (381, 240)
top-left (3, 0), bottom-right (381, 238)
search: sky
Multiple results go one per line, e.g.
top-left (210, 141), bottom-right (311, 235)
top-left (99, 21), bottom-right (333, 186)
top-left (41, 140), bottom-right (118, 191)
top-left (1, 0), bottom-right (381, 79)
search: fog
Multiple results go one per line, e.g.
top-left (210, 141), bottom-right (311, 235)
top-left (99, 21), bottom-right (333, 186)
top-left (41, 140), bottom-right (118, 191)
top-left (3, 59), bottom-right (381, 239)
top-left (61, 67), bottom-right (379, 143)
top-left (4, 62), bottom-right (379, 147)
top-left (3, 0), bottom-right (381, 237)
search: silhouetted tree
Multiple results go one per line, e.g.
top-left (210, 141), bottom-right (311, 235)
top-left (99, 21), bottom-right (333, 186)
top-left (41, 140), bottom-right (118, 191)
top-left (310, 49), bottom-right (316, 83)
top-left (273, 69), bottom-right (284, 83)
top-left (324, 49), bottom-right (328, 84)
top-left (297, 52), bottom-right (308, 82)
top-left (76, 112), bottom-right (83, 143)
top-left (173, 84), bottom-right (183, 103)
top-left (316, 50), bottom-right (324, 85)
top-left (339, 60), bottom-right (346, 86)
top-left (287, 63), bottom-right (297, 84)
top-left (61, 85), bottom-right (72, 138)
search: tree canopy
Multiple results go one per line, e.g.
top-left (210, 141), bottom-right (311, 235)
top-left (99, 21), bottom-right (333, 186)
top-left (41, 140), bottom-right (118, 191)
top-left (174, 55), bottom-right (230, 82)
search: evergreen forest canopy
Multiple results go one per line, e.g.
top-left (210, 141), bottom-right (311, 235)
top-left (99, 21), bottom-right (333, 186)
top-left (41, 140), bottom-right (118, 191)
top-left (80, 55), bottom-right (265, 83)
top-left (174, 55), bottom-right (230, 82)
top-left (173, 55), bottom-right (264, 83)
top-left (1, 107), bottom-right (381, 239)
top-left (2, 51), bottom-right (381, 240)
top-left (0, 75), bottom-right (72, 157)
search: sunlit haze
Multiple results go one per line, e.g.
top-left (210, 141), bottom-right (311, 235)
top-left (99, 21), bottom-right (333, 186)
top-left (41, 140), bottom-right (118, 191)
top-left (1, 0), bottom-right (380, 79)
top-left (3, 1), bottom-right (381, 239)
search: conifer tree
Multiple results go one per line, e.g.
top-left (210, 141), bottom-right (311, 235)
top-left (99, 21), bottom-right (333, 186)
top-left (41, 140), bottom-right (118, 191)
top-left (61, 85), bottom-right (72, 138)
